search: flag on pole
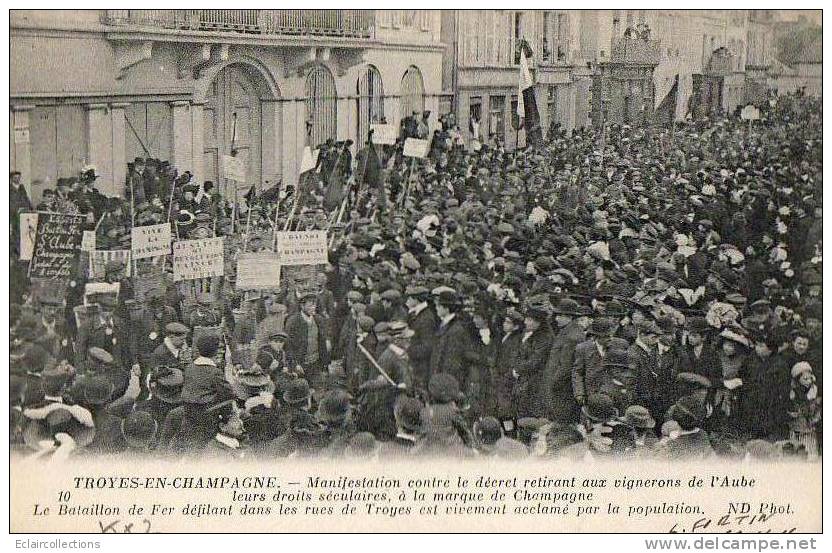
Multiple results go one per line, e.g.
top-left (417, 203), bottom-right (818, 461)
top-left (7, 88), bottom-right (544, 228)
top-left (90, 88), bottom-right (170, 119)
top-left (653, 74), bottom-right (679, 126)
top-left (517, 39), bottom-right (543, 146)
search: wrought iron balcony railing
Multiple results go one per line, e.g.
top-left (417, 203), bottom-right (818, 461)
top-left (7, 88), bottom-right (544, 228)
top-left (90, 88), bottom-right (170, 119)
top-left (610, 37), bottom-right (660, 65)
top-left (102, 9), bottom-right (375, 39)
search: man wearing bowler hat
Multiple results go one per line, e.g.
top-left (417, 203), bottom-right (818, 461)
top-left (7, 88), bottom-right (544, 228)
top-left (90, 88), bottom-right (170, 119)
top-left (544, 298), bottom-right (586, 424)
top-left (429, 290), bottom-right (474, 391)
top-left (285, 292), bottom-right (331, 395)
top-left (572, 317), bottom-right (618, 408)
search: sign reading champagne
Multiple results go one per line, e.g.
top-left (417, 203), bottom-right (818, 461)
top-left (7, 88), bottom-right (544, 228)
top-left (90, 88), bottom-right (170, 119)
top-left (173, 237), bottom-right (224, 281)
top-left (132, 223), bottom-right (172, 259)
top-left (274, 231), bottom-right (329, 266)
top-left (235, 252), bottom-right (282, 290)
top-left (28, 212), bottom-right (86, 279)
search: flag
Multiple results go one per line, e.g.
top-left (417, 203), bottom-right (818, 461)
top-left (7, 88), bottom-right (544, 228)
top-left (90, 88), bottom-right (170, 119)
top-left (654, 74), bottom-right (679, 126)
top-left (360, 141), bottom-right (383, 191)
top-left (324, 144), bottom-right (349, 211)
top-left (517, 39), bottom-right (543, 146)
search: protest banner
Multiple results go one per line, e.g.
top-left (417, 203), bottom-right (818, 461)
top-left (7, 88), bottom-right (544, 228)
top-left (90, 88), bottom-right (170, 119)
top-left (371, 124), bottom-right (397, 145)
top-left (28, 212), bottom-right (86, 279)
top-left (131, 222), bottom-right (172, 259)
top-left (89, 249), bottom-right (132, 279)
top-left (83, 281), bottom-right (120, 307)
top-left (235, 252), bottom-right (282, 290)
top-left (274, 230), bottom-right (329, 266)
top-left (173, 237), bottom-right (225, 281)
top-left (80, 230), bottom-right (96, 253)
top-left (222, 154), bottom-right (247, 182)
top-left (403, 137), bottom-right (430, 158)
top-left (19, 212), bottom-right (38, 260)
top-left (299, 147), bottom-right (320, 174)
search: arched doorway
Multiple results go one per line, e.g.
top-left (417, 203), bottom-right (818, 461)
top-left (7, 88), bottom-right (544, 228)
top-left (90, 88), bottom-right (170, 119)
top-left (357, 65), bottom-right (384, 145)
top-left (305, 65), bottom-right (337, 148)
top-left (400, 66), bottom-right (425, 122)
top-left (203, 64), bottom-right (263, 196)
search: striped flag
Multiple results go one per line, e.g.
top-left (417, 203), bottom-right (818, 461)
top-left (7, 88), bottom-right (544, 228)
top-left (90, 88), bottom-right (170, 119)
top-left (517, 39), bottom-right (543, 146)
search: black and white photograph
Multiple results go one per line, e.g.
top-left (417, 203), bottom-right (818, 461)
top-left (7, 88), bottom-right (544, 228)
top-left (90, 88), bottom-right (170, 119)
top-left (6, 5), bottom-right (825, 536)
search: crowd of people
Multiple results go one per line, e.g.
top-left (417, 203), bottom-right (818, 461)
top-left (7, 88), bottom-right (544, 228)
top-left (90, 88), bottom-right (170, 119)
top-left (9, 91), bottom-right (822, 463)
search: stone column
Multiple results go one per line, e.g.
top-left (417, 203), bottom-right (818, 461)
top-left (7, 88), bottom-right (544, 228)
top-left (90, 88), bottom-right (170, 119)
top-left (171, 100), bottom-right (194, 177)
top-left (85, 103), bottom-right (115, 197)
top-left (110, 102), bottom-right (130, 197)
top-left (10, 104), bottom-right (35, 197)
top-left (261, 98), bottom-right (283, 188)
top-left (190, 101), bottom-right (205, 186)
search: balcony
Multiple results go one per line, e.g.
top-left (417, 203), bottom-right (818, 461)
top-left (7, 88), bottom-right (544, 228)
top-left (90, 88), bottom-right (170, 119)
top-left (610, 37), bottom-right (660, 66)
top-left (101, 9), bottom-right (375, 39)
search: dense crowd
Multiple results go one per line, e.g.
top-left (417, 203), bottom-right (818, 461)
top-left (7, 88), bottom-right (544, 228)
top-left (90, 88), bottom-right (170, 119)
top-left (9, 92), bottom-right (822, 462)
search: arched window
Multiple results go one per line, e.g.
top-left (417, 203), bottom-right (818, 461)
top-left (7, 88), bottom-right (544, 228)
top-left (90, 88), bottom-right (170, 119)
top-left (400, 66), bottom-right (425, 124)
top-left (305, 65), bottom-right (337, 147)
top-left (357, 65), bottom-right (385, 144)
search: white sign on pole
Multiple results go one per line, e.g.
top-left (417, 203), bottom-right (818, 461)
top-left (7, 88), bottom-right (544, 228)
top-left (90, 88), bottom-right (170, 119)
top-left (403, 138), bottom-right (430, 158)
top-left (274, 230), bottom-right (329, 266)
top-left (235, 252), bottom-right (282, 290)
top-left (740, 105), bottom-right (761, 121)
top-left (80, 231), bottom-right (96, 253)
top-left (19, 213), bottom-right (38, 261)
top-left (370, 124), bottom-right (397, 145)
top-left (222, 154), bottom-right (247, 182)
top-left (299, 147), bottom-right (320, 175)
top-left (131, 223), bottom-right (172, 259)
top-left (173, 237), bottom-right (225, 281)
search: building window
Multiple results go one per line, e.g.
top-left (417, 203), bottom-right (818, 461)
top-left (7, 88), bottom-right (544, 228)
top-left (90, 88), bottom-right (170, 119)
top-left (548, 85), bottom-right (558, 129)
top-left (489, 95), bottom-right (505, 139)
top-left (357, 65), bottom-right (384, 144)
top-left (556, 13), bottom-right (569, 61)
top-left (543, 12), bottom-right (553, 61)
top-left (305, 65), bottom-right (337, 147)
top-left (469, 97), bottom-right (482, 140)
top-left (400, 66), bottom-right (425, 123)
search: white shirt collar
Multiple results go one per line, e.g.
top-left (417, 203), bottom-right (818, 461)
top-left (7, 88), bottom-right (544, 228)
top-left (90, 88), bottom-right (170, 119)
top-left (193, 356), bottom-right (217, 366)
top-left (409, 302), bottom-right (428, 316)
top-left (44, 395), bottom-right (64, 404)
top-left (389, 343), bottom-right (406, 356)
top-left (440, 313), bottom-right (455, 327)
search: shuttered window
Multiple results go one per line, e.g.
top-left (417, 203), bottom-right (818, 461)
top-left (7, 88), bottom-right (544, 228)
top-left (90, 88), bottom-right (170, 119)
top-left (305, 65), bottom-right (337, 147)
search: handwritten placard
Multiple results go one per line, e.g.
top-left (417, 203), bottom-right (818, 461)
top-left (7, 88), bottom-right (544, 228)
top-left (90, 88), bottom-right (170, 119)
top-left (28, 212), bottom-right (86, 279)
top-left (403, 138), bottom-right (430, 158)
top-left (19, 212), bottom-right (38, 261)
top-left (173, 237), bottom-right (224, 281)
top-left (222, 154), bottom-right (247, 182)
top-left (274, 230), bottom-right (329, 266)
top-left (235, 252), bottom-right (282, 290)
top-left (131, 223), bottom-right (172, 259)
top-left (371, 124), bottom-right (397, 145)
top-left (89, 250), bottom-right (132, 279)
